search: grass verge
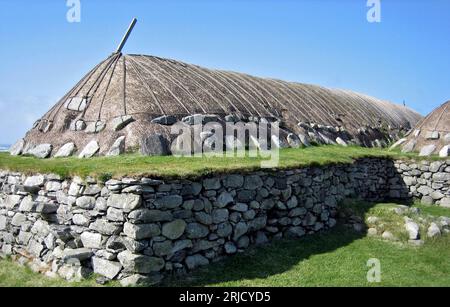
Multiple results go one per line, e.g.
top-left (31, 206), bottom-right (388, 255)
top-left (0, 145), bottom-right (432, 179)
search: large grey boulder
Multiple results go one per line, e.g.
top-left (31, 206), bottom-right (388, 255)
top-left (78, 141), bottom-right (100, 158)
top-left (140, 134), bottom-right (170, 156)
top-left (419, 144), bottom-right (436, 156)
top-left (92, 257), bottom-right (122, 279)
top-left (9, 139), bottom-right (25, 156)
top-left (89, 219), bottom-right (122, 235)
top-left (151, 115), bottom-right (177, 125)
top-left (111, 115), bottom-right (134, 131)
top-left (54, 143), bottom-right (76, 158)
top-left (29, 144), bottom-right (53, 159)
top-left (107, 136), bottom-right (126, 156)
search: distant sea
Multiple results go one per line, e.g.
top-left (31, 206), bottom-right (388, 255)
top-left (0, 144), bottom-right (10, 152)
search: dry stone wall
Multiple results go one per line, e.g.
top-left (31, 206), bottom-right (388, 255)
top-left (0, 158), bottom-right (448, 286)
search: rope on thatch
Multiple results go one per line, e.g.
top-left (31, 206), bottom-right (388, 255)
top-left (126, 56), bottom-right (166, 115)
top-left (433, 102), bottom-right (449, 131)
top-left (128, 56), bottom-right (191, 114)
top-left (97, 53), bottom-right (121, 120)
top-left (123, 56), bottom-right (127, 115)
top-left (166, 58), bottom-right (251, 116)
top-left (139, 56), bottom-right (209, 113)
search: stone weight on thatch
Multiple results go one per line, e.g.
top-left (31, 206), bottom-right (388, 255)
top-left (140, 134), bottom-right (170, 156)
top-left (54, 143), bottom-right (76, 158)
top-left (29, 144), bottom-right (53, 159)
top-left (79, 141), bottom-right (100, 158)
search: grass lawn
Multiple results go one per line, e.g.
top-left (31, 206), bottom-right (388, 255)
top-left (1, 202), bottom-right (449, 287)
top-left (0, 145), bottom-right (433, 179)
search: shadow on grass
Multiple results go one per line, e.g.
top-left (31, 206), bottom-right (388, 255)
top-left (162, 224), bottom-right (366, 287)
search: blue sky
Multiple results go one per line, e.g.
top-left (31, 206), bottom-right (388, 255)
top-left (0, 0), bottom-right (449, 144)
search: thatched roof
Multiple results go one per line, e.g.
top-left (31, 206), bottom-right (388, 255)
top-left (18, 53), bottom-right (422, 157)
top-left (400, 100), bottom-right (449, 156)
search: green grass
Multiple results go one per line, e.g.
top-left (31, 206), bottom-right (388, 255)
top-left (1, 202), bottom-right (449, 287)
top-left (0, 260), bottom-right (105, 287)
top-left (0, 145), bottom-right (431, 179)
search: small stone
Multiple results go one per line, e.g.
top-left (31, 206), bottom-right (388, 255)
top-left (217, 192), bottom-right (233, 207)
top-left (287, 133), bottom-right (301, 148)
top-left (62, 248), bottom-right (93, 262)
top-left (367, 228), bottom-right (378, 236)
top-left (425, 131), bottom-right (439, 140)
top-left (120, 274), bottom-right (163, 287)
top-left (405, 221), bottom-right (420, 240)
top-left (123, 222), bottom-right (160, 240)
top-left (381, 231), bottom-right (395, 240)
top-left (92, 257), bottom-right (122, 279)
top-left (78, 140), bottom-right (100, 158)
top-left (224, 175), bottom-right (244, 188)
top-left (85, 121), bottom-right (106, 133)
top-left (212, 209), bottom-right (229, 224)
top-left (54, 143), bottom-right (76, 158)
top-left (107, 193), bottom-right (141, 212)
top-left (162, 220), bottom-right (186, 240)
top-left (185, 254), bottom-right (209, 270)
top-left (106, 136), bottom-right (126, 156)
top-left (24, 175), bottom-right (45, 192)
top-left (419, 145), bottom-right (436, 157)
top-left (427, 223), bottom-right (441, 238)
top-left (111, 115), bottom-right (134, 131)
top-left (335, 137), bottom-right (348, 147)
top-left (244, 175), bottom-right (263, 190)
top-left (203, 178), bottom-right (221, 190)
top-left (151, 115), bottom-right (178, 125)
top-left (224, 242), bottom-right (237, 254)
top-left (76, 196), bottom-right (96, 209)
top-left (154, 195), bottom-right (182, 209)
top-left (107, 207), bottom-right (124, 222)
top-left (89, 219), bottom-right (122, 235)
top-left (81, 232), bottom-right (103, 249)
top-left (186, 223), bottom-right (209, 239)
top-left (117, 251), bottom-right (164, 273)
top-left (128, 209), bottom-right (173, 223)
